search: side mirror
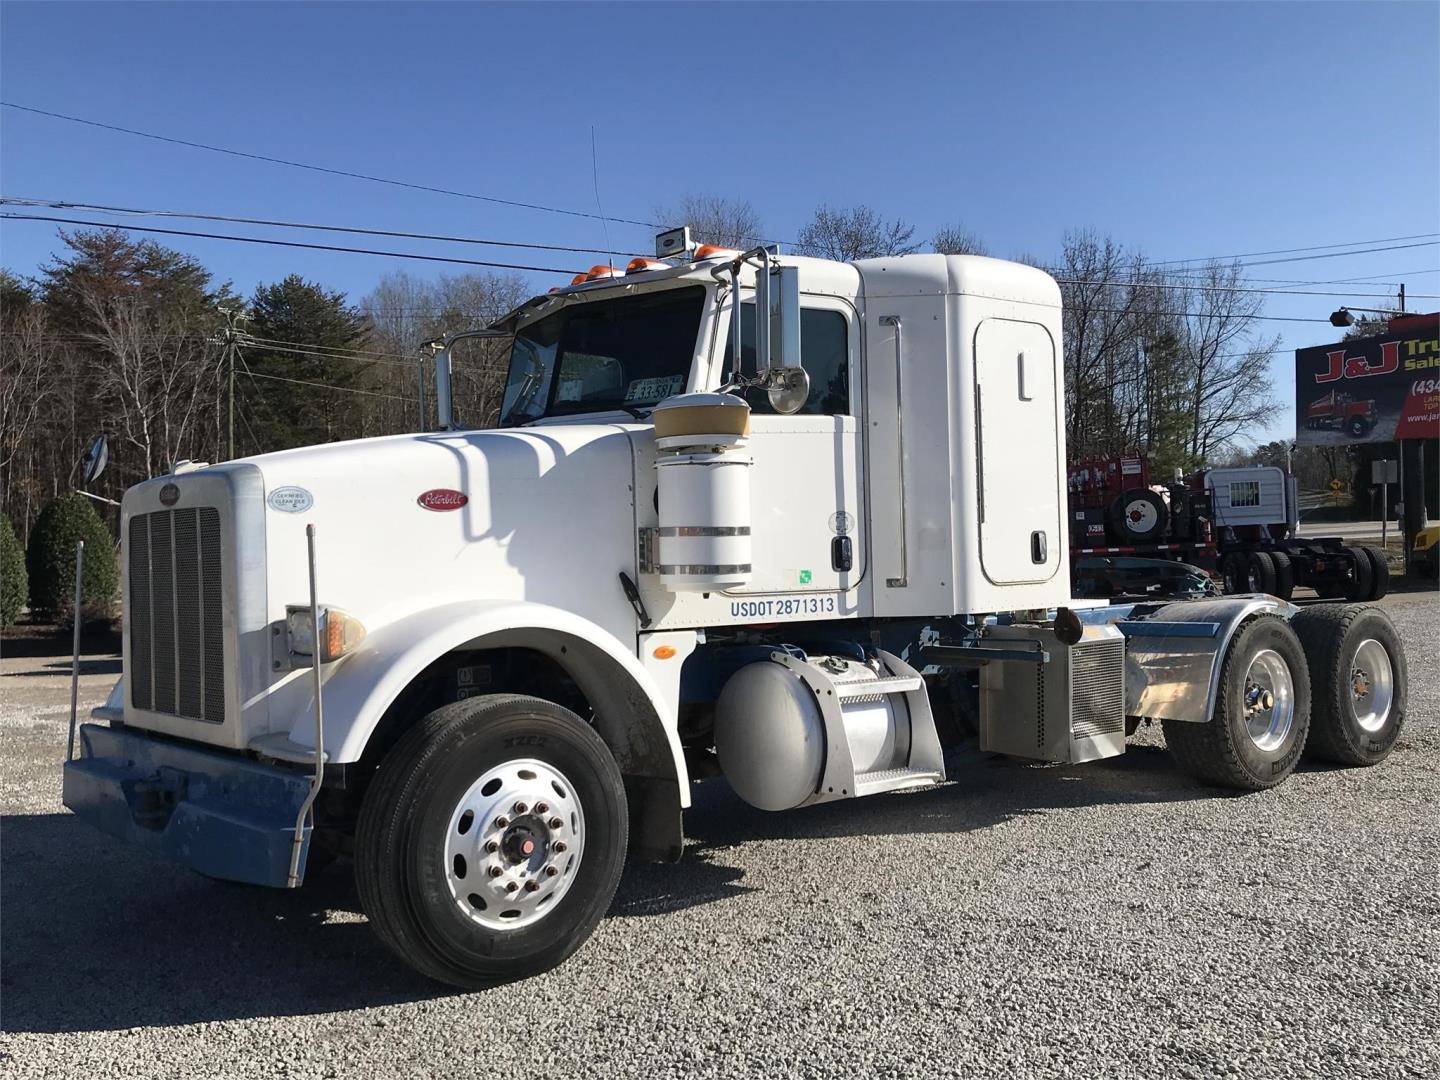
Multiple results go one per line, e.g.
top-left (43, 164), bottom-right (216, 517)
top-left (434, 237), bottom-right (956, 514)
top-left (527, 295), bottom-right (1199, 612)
top-left (756, 261), bottom-right (807, 414)
top-left (82, 434), bottom-right (109, 485)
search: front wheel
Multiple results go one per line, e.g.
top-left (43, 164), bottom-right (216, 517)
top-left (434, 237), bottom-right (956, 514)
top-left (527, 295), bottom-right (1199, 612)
top-left (355, 694), bottom-right (628, 989)
top-left (1163, 616), bottom-right (1311, 791)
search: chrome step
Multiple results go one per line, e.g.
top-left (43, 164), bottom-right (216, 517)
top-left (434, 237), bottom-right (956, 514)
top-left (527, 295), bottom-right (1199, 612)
top-left (854, 765), bottom-right (944, 797)
top-left (833, 675), bottom-right (923, 699)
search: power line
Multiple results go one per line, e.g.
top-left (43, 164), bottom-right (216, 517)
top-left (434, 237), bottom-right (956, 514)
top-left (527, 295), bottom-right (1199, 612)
top-left (1052, 276), bottom-right (1433, 300)
top-left (0, 101), bottom-right (658, 229)
top-left (0, 213), bottom-right (581, 275)
top-left (1149, 232), bottom-right (1440, 267)
top-left (0, 197), bottom-right (649, 259)
top-left (242, 368), bottom-right (416, 402)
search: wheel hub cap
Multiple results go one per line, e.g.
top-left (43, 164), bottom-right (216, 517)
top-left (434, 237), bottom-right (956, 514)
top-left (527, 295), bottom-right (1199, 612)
top-left (1242, 648), bottom-right (1295, 752)
top-left (444, 759), bottom-right (585, 931)
top-left (1349, 639), bottom-right (1394, 733)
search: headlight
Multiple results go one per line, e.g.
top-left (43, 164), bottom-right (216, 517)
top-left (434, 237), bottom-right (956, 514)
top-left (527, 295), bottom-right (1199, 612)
top-left (285, 605), bottom-right (366, 663)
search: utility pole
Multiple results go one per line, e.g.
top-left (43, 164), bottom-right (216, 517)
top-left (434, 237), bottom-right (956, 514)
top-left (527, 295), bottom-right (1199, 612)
top-left (1399, 283), bottom-right (1405, 313)
top-left (216, 307), bottom-right (251, 460)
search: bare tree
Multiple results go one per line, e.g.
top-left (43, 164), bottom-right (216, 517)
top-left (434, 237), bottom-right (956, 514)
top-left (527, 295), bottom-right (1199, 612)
top-left (362, 270), bottom-right (528, 430)
top-left (932, 223), bottom-right (988, 256)
top-left (794, 205), bottom-right (921, 261)
top-left (0, 299), bottom-right (53, 473)
top-left (652, 194), bottom-right (767, 250)
top-left (83, 290), bottom-right (219, 477)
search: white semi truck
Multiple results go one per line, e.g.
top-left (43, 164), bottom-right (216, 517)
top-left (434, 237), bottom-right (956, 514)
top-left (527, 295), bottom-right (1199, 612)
top-left (64, 235), bottom-right (1410, 988)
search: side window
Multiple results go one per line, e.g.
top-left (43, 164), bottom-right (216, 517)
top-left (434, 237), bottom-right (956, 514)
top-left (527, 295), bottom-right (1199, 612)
top-left (736, 304), bottom-right (850, 415)
top-left (1230, 481), bottom-right (1260, 508)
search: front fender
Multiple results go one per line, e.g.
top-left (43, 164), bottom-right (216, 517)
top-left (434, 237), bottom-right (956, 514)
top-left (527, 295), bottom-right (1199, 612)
top-left (277, 600), bottom-right (686, 796)
top-left (1094, 595), bottom-right (1298, 722)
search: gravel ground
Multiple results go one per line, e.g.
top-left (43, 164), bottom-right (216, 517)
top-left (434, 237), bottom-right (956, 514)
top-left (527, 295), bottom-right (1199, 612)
top-left (3, 592), bottom-right (1437, 1079)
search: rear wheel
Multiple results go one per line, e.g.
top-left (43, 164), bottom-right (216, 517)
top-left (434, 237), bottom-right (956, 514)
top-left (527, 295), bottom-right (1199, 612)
top-left (355, 694), bottom-right (628, 989)
top-left (1221, 552), bottom-right (1247, 594)
top-left (1269, 550), bottom-right (1295, 601)
top-left (1163, 616), bottom-right (1310, 791)
top-left (1359, 545), bottom-right (1390, 601)
top-left (1292, 605), bottom-right (1406, 766)
top-left (1245, 551), bottom-right (1277, 594)
top-left (1342, 546), bottom-right (1373, 601)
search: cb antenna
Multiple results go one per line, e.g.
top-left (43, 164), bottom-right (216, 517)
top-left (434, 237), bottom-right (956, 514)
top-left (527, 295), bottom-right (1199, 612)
top-left (591, 125), bottom-right (613, 272)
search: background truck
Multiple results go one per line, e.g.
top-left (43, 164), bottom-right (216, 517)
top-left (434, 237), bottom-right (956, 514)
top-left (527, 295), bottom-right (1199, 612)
top-left (1305, 389), bottom-right (1378, 438)
top-left (64, 236), bottom-right (1409, 989)
top-left (1069, 455), bottom-right (1389, 602)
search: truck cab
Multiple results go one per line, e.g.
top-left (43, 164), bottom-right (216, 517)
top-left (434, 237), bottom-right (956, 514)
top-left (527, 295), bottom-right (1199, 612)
top-left (63, 235), bottom-right (1409, 989)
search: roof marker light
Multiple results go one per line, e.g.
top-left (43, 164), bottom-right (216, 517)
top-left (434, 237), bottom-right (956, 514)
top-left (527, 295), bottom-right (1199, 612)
top-left (626, 257), bottom-right (671, 274)
top-left (694, 244), bottom-right (742, 261)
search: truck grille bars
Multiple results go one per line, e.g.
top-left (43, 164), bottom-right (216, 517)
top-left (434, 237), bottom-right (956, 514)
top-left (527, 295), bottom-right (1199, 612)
top-left (129, 508), bottom-right (226, 722)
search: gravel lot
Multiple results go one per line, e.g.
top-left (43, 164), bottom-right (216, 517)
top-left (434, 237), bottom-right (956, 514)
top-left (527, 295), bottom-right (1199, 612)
top-left (3, 591), bottom-right (1437, 1079)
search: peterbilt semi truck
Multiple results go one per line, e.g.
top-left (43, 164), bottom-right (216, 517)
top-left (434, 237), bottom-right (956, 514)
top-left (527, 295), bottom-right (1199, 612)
top-left (64, 236), bottom-right (1410, 989)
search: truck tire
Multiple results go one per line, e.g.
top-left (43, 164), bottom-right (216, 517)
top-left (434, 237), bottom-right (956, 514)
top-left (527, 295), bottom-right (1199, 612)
top-left (1292, 605), bottom-right (1406, 766)
top-left (1109, 488), bottom-right (1168, 543)
top-left (355, 694), bottom-right (628, 989)
top-left (1221, 552), bottom-right (1247, 594)
top-left (1342, 546), bottom-right (1373, 601)
top-left (1347, 417), bottom-right (1370, 437)
top-left (1162, 616), bottom-right (1310, 791)
top-left (1269, 550), bottom-right (1295, 600)
top-left (1244, 551), bottom-right (1277, 594)
top-left (1359, 545), bottom-right (1390, 600)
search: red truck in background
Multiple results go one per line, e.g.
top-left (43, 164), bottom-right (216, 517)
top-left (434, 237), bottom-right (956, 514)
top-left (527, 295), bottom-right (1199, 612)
top-left (1069, 452), bottom-right (1388, 602)
top-left (1305, 390), bottom-right (1378, 438)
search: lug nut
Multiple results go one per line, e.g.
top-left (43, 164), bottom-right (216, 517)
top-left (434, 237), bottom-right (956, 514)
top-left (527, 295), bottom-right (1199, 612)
top-left (552, 841), bottom-right (567, 853)
top-left (524, 879), bottom-right (540, 892)
top-left (488, 865), bottom-right (503, 878)
top-left (494, 816), bottom-right (509, 829)
top-left (485, 839), bottom-right (500, 853)
top-left (505, 881), bottom-right (518, 893)
top-left (535, 802), bottom-right (549, 815)
top-left (545, 865), bottom-right (559, 878)
top-left (548, 817), bottom-right (564, 830)
top-left (513, 801), bottom-right (529, 815)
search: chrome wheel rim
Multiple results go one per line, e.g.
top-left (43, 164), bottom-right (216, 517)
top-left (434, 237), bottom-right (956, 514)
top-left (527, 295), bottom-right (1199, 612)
top-left (1349, 638), bottom-right (1394, 733)
top-left (1242, 648), bottom-right (1295, 752)
top-left (1247, 563), bottom-right (1263, 591)
top-left (444, 758), bottom-right (585, 931)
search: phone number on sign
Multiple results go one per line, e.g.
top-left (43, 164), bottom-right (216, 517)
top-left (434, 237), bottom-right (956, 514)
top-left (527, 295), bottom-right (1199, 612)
top-left (730, 596), bottom-right (838, 619)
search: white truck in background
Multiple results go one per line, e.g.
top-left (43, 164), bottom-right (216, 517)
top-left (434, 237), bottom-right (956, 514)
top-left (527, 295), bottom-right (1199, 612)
top-left (65, 233), bottom-right (1410, 988)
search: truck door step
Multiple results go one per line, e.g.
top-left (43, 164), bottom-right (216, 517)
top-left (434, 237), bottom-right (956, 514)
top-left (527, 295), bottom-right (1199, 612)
top-left (833, 674), bottom-right (923, 699)
top-left (854, 765), bottom-right (944, 797)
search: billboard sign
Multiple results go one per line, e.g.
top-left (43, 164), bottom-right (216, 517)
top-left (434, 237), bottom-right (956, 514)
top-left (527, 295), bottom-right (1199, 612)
top-left (1295, 318), bottom-right (1440, 445)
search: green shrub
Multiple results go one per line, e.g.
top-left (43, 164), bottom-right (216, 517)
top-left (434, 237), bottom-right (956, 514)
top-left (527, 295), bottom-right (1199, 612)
top-left (0, 515), bottom-right (26, 626)
top-left (25, 494), bottom-right (118, 623)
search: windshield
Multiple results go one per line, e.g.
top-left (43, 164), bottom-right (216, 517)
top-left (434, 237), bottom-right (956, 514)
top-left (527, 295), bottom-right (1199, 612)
top-left (498, 285), bottom-right (705, 426)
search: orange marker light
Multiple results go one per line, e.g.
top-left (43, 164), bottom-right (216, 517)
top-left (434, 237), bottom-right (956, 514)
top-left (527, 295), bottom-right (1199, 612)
top-left (585, 265), bottom-right (621, 281)
top-left (652, 645), bottom-right (677, 660)
top-left (626, 257), bottom-right (670, 274)
top-left (570, 273), bottom-right (589, 286)
top-left (694, 244), bottom-right (741, 261)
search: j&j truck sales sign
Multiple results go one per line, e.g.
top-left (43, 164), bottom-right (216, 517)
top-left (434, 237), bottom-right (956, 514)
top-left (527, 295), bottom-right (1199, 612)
top-left (1295, 317), bottom-right (1440, 445)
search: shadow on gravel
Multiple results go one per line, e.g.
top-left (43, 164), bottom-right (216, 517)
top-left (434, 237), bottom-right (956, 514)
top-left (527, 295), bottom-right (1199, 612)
top-left (679, 739), bottom-right (1210, 851)
top-left (3, 740), bottom-right (1215, 1033)
top-left (3, 657), bottom-right (123, 678)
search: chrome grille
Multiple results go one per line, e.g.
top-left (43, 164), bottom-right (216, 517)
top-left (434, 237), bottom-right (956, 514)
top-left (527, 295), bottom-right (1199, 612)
top-left (128, 508), bottom-right (225, 722)
top-left (1070, 639), bottom-right (1125, 740)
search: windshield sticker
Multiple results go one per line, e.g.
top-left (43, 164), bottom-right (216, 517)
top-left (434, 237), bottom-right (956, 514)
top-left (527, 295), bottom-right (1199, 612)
top-left (556, 379), bottom-right (585, 403)
top-left (267, 486), bottom-right (314, 514)
top-left (624, 375), bottom-right (684, 403)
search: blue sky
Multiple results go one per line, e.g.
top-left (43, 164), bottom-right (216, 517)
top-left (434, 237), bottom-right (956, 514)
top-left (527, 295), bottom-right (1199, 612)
top-left (2, 1), bottom-right (1437, 444)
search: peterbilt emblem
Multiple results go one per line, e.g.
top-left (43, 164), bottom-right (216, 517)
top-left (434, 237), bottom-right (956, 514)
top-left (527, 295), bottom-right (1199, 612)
top-left (418, 488), bottom-right (468, 512)
top-left (159, 483), bottom-right (180, 507)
